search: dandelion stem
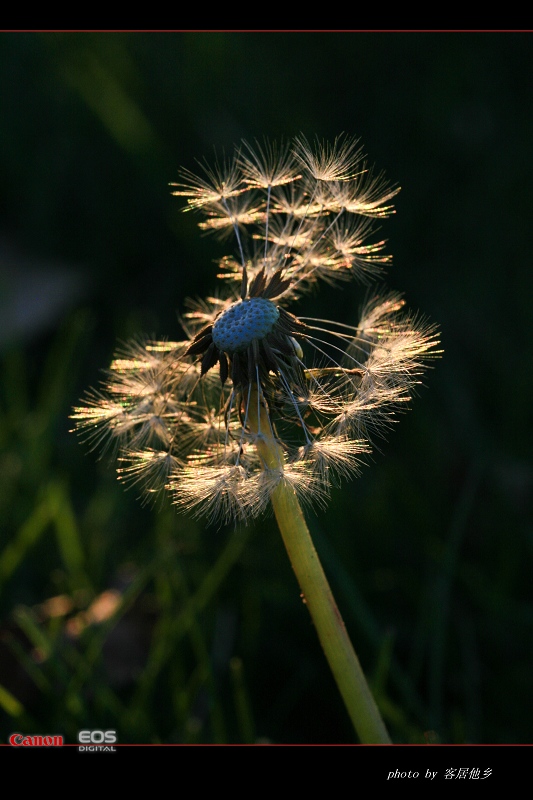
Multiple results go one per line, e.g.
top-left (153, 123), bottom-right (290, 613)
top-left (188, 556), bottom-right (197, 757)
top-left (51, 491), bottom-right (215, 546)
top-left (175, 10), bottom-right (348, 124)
top-left (248, 387), bottom-right (391, 744)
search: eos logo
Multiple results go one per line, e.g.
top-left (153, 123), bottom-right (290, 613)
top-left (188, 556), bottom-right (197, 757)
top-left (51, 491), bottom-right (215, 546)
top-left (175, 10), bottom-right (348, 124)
top-left (77, 730), bottom-right (117, 750)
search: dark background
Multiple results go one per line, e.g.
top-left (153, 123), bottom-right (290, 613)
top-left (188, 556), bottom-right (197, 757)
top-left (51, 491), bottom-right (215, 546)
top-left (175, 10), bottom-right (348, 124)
top-left (0, 32), bottom-right (531, 744)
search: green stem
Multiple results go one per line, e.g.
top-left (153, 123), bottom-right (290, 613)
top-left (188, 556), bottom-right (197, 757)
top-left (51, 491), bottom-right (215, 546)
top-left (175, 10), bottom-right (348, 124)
top-left (249, 387), bottom-right (391, 744)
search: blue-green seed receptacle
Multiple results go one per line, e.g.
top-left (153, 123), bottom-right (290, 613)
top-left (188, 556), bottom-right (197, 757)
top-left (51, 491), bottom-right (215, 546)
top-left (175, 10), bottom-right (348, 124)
top-left (212, 298), bottom-right (280, 353)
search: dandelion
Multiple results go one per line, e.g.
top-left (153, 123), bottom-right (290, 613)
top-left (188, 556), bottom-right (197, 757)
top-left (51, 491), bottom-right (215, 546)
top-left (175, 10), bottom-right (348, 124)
top-left (72, 135), bottom-right (441, 743)
top-left (73, 135), bottom-right (437, 523)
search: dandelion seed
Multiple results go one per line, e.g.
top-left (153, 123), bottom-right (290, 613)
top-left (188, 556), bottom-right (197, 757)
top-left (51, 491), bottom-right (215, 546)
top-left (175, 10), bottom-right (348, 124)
top-left (72, 136), bottom-right (440, 524)
top-left (294, 133), bottom-right (365, 182)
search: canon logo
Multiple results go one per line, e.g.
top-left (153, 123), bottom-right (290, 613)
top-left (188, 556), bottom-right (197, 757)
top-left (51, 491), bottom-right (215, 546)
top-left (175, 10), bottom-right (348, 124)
top-left (9, 733), bottom-right (63, 747)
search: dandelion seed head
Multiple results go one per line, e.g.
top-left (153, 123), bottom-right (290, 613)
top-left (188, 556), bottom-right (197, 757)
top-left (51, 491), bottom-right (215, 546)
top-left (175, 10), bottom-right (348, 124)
top-left (212, 297), bottom-right (280, 353)
top-left (72, 135), bottom-right (441, 524)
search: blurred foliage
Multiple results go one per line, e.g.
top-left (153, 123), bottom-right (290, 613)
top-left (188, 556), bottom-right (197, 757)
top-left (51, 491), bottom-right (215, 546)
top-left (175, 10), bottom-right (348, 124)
top-left (0, 31), bottom-right (532, 744)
